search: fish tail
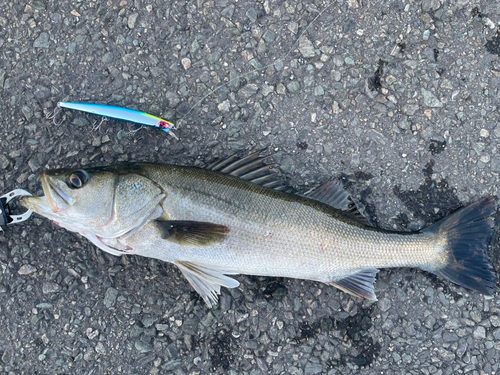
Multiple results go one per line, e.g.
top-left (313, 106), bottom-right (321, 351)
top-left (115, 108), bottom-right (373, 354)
top-left (422, 196), bottom-right (498, 296)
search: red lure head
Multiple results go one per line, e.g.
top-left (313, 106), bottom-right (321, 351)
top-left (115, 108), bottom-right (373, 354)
top-left (158, 120), bottom-right (172, 129)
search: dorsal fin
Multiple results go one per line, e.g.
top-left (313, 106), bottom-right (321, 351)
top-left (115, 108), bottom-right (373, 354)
top-left (205, 151), bottom-right (370, 224)
top-left (304, 179), bottom-right (372, 226)
top-left (304, 179), bottom-right (351, 210)
top-left (204, 149), bottom-right (290, 191)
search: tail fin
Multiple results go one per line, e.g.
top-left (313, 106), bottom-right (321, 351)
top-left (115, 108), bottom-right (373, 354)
top-left (423, 196), bottom-right (498, 296)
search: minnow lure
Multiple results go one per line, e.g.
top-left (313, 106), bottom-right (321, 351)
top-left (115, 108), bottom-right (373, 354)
top-left (50, 102), bottom-right (178, 139)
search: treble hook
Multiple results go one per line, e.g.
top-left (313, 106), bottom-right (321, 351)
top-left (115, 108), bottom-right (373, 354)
top-left (45, 104), bottom-right (63, 126)
top-left (127, 124), bottom-right (147, 135)
top-left (126, 124), bottom-right (179, 140)
top-left (92, 116), bottom-right (109, 133)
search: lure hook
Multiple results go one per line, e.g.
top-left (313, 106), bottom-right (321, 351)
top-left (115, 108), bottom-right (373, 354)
top-left (92, 117), bottom-right (109, 133)
top-left (45, 104), bottom-right (63, 126)
top-left (127, 124), bottom-right (147, 135)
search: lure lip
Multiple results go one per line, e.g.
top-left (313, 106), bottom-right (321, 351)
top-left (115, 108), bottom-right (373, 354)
top-left (57, 102), bottom-right (176, 135)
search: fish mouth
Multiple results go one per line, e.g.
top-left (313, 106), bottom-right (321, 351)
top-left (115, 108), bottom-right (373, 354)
top-left (20, 195), bottom-right (52, 215)
top-left (41, 172), bottom-right (74, 213)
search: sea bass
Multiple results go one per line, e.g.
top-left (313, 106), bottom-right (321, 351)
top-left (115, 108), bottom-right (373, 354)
top-left (20, 151), bottom-right (498, 307)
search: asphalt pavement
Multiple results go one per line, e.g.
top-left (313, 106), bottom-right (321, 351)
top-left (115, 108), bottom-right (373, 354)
top-left (1, 0), bottom-right (500, 374)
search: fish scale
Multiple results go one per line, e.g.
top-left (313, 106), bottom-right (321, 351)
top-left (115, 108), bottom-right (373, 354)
top-left (20, 153), bottom-right (498, 307)
top-left (128, 166), bottom-right (438, 278)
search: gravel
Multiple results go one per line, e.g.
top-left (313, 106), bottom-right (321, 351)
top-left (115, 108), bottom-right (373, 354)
top-left (1, 0), bottom-right (500, 374)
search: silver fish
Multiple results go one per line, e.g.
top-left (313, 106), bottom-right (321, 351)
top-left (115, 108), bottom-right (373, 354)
top-left (21, 151), bottom-right (498, 307)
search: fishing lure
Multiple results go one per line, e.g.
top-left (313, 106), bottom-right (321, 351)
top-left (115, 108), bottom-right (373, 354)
top-left (49, 102), bottom-right (178, 139)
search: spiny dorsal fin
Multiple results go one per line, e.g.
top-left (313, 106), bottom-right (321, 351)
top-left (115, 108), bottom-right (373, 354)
top-left (204, 149), bottom-right (290, 191)
top-left (304, 179), bottom-right (372, 226)
top-left (327, 269), bottom-right (379, 300)
top-left (154, 220), bottom-right (229, 246)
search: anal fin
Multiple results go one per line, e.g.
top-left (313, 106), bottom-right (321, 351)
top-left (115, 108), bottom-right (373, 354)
top-left (327, 269), bottom-right (379, 300)
top-left (175, 261), bottom-right (240, 308)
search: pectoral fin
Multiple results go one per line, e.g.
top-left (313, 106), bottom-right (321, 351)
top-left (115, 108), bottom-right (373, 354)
top-left (175, 261), bottom-right (240, 308)
top-left (327, 269), bottom-right (379, 300)
top-left (154, 220), bottom-right (229, 246)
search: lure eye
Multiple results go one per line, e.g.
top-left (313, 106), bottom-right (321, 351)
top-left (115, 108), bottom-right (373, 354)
top-left (68, 170), bottom-right (88, 189)
top-left (158, 121), bottom-right (171, 129)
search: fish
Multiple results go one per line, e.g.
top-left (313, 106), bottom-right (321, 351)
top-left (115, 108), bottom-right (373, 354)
top-left (20, 151), bottom-right (498, 307)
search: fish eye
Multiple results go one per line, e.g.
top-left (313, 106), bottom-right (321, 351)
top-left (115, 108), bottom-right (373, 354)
top-left (68, 170), bottom-right (88, 189)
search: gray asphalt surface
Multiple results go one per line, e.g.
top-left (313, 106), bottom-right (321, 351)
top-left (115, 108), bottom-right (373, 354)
top-left (1, 0), bottom-right (500, 374)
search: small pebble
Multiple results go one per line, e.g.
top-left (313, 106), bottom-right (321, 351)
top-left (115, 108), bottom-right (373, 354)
top-left (378, 297), bottom-right (391, 312)
top-left (304, 362), bottom-right (323, 374)
top-left (490, 315), bottom-right (500, 327)
top-left (421, 88), bottom-right (443, 108)
top-left (246, 8), bottom-right (257, 23)
top-left (0, 154), bottom-right (10, 169)
top-left (493, 328), bottom-right (500, 340)
top-left (238, 84), bottom-right (258, 98)
top-left (484, 17), bottom-right (495, 29)
top-left (128, 13), bottom-right (139, 29)
top-left (73, 117), bottom-right (90, 127)
top-left (42, 282), bottom-right (60, 294)
top-left (33, 32), bottom-right (50, 48)
top-left (332, 101), bottom-right (340, 114)
top-left (262, 30), bottom-right (275, 43)
top-left (104, 287), bottom-right (118, 308)
top-left (473, 326), bottom-right (486, 340)
top-left (18, 264), bottom-right (37, 275)
top-left (86, 328), bottom-right (99, 340)
top-left (345, 57), bottom-right (355, 65)
top-left (95, 342), bottom-right (106, 355)
top-left (298, 37), bottom-right (315, 58)
top-left (261, 84), bottom-right (274, 97)
top-left (287, 81), bottom-right (300, 93)
top-left (217, 100), bottom-right (230, 113)
top-left (480, 154), bottom-right (490, 163)
top-left (181, 58), bottom-right (191, 70)
top-left (287, 22), bottom-right (298, 34)
top-left (480, 129), bottom-right (489, 138)
top-left (135, 341), bottom-right (152, 353)
top-left (22, 106), bottom-right (33, 121)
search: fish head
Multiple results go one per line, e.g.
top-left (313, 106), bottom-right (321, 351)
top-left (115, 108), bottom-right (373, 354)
top-left (21, 165), bottom-right (165, 238)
